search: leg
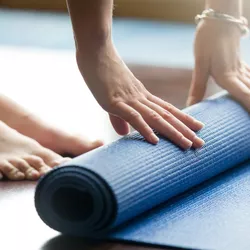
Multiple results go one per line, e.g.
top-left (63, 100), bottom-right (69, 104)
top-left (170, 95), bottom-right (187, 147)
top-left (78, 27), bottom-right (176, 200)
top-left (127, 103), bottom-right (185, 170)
top-left (0, 94), bottom-right (103, 156)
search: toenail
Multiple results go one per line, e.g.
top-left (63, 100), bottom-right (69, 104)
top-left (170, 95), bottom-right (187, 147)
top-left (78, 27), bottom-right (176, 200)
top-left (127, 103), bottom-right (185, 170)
top-left (40, 167), bottom-right (51, 174)
top-left (32, 170), bottom-right (39, 175)
top-left (15, 172), bottom-right (25, 179)
top-left (94, 140), bottom-right (104, 146)
top-left (63, 157), bottom-right (71, 162)
top-left (28, 170), bottom-right (39, 178)
top-left (53, 158), bottom-right (71, 166)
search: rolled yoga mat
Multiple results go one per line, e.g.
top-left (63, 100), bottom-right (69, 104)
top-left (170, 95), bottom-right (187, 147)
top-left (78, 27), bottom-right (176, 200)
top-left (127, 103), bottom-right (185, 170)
top-left (35, 92), bottom-right (250, 250)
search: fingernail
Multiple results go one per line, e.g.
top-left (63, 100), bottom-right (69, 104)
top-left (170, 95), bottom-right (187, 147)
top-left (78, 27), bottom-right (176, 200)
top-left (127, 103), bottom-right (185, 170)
top-left (150, 133), bottom-right (159, 144)
top-left (186, 98), bottom-right (193, 107)
top-left (181, 137), bottom-right (192, 149)
top-left (194, 137), bottom-right (205, 148)
top-left (195, 120), bottom-right (205, 129)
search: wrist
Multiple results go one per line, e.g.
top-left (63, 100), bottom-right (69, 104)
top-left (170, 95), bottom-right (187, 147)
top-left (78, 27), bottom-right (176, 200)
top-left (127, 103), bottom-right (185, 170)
top-left (76, 38), bottom-right (120, 77)
top-left (206, 0), bottom-right (242, 18)
top-left (196, 18), bottom-right (242, 41)
top-left (202, 18), bottom-right (241, 33)
top-left (75, 27), bottom-right (112, 52)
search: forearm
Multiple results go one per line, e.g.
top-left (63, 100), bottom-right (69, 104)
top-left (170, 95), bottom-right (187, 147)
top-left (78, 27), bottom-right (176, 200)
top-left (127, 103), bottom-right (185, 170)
top-left (66, 0), bottom-right (113, 53)
top-left (206, 0), bottom-right (242, 17)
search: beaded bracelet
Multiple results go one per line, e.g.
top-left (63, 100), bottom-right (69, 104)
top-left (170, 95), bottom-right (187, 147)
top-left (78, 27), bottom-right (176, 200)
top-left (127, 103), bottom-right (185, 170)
top-left (195, 9), bottom-right (249, 36)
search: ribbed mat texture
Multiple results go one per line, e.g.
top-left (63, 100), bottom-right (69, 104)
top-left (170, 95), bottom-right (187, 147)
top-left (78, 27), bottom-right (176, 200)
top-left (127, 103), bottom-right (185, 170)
top-left (35, 92), bottom-right (250, 250)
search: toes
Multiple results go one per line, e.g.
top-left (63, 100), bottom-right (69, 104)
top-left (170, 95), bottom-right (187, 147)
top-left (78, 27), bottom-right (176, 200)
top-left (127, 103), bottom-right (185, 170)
top-left (65, 135), bottom-right (104, 156)
top-left (9, 158), bottom-right (40, 181)
top-left (56, 157), bottom-right (71, 165)
top-left (49, 157), bottom-right (71, 168)
top-left (35, 148), bottom-right (65, 168)
top-left (23, 155), bottom-right (51, 175)
top-left (0, 161), bottom-right (25, 181)
top-left (76, 138), bottom-right (104, 154)
top-left (91, 140), bottom-right (104, 149)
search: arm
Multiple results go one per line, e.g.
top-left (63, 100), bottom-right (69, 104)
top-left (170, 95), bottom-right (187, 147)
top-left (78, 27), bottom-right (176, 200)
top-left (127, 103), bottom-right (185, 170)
top-left (187, 0), bottom-right (250, 110)
top-left (66, 1), bottom-right (112, 55)
top-left (66, 0), bottom-right (205, 149)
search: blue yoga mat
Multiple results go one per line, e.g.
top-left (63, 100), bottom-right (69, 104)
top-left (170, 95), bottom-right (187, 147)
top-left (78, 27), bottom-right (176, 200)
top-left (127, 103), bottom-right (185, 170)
top-left (35, 92), bottom-right (250, 250)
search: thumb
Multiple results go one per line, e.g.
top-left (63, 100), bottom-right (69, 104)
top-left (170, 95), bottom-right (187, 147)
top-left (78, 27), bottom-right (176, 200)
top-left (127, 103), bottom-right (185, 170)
top-left (109, 114), bottom-right (130, 135)
top-left (187, 60), bottom-right (209, 106)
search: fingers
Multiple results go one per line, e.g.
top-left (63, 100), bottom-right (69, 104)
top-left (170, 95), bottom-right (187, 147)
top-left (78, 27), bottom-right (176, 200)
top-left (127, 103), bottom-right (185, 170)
top-left (109, 114), bottom-right (130, 135)
top-left (245, 70), bottom-right (250, 79)
top-left (144, 100), bottom-right (205, 148)
top-left (114, 102), bottom-right (159, 144)
top-left (187, 59), bottom-right (209, 107)
top-left (238, 63), bottom-right (250, 87)
top-left (148, 95), bottom-right (204, 131)
top-left (217, 76), bottom-right (250, 111)
top-left (244, 63), bottom-right (250, 73)
top-left (239, 74), bottom-right (250, 88)
top-left (134, 102), bottom-right (194, 149)
top-left (113, 100), bottom-right (204, 150)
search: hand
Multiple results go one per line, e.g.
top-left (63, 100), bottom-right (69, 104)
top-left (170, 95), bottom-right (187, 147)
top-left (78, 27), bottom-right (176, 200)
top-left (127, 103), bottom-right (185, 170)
top-left (187, 19), bottom-right (250, 110)
top-left (77, 43), bottom-right (205, 149)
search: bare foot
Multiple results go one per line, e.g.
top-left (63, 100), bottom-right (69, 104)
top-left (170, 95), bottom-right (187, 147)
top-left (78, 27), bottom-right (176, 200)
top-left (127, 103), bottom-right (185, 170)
top-left (0, 94), bottom-right (104, 156)
top-left (0, 121), bottom-right (68, 181)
